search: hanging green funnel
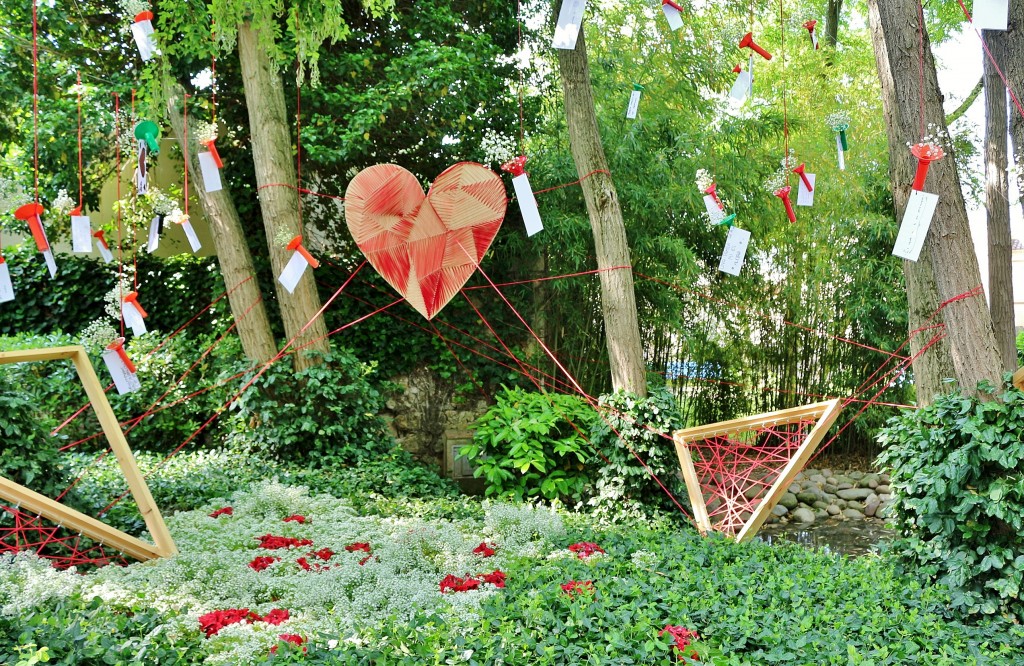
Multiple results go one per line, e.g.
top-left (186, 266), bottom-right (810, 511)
top-left (134, 120), bottom-right (161, 154)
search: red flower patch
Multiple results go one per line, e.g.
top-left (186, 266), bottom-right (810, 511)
top-left (439, 574), bottom-right (481, 593)
top-left (282, 514), bottom-right (307, 524)
top-left (359, 555), bottom-right (374, 566)
top-left (270, 633), bottom-right (307, 655)
top-left (208, 507), bottom-right (233, 518)
top-left (261, 608), bottom-right (290, 626)
top-left (660, 625), bottom-right (700, 661)
top-left (480, 569), bottom-right (506, 588)
top-left (344, 542), bottom-right (371, 553)
top-left (561, 580), bottom-right (595, 596)
top-left (198, 608), bottom-right (260, 637)
top-left (248, 556), bottom-right (280, 572)
top-left (472, 542), bottom-right (497, 557)
top-left (310, 547), bottom-right (335, 561)
top-left (257, 534), bottom-right (314, 550)
top-left (568, 542), bottom-right (605, 559)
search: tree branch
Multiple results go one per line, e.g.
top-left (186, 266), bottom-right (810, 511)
top-left (945, 77), bottom-right (984, 124)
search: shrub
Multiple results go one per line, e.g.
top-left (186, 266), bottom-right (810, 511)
top-left (459, 387), bottom-right (599, 502)
top-left (0, 392), bottom-right (67, 501)
top-left (877, 381), bottom-right (1024, 620)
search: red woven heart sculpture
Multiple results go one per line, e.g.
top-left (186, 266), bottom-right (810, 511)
top-left (345, 163), bottom-right (507, 320)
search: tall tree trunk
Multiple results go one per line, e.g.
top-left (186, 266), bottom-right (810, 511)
top-left (237, 22), bottom-right (330, 370)
top-left (1007, 0), bottom-right (1024, 201)
top-left (983, 30), bottom-right (1016, 372)
top-left (164, 83), bottom-right (278, 364)
top-left (825, 0), bottom-right (842, 48)
top-left (555, 25), bottom-right (647, 397)
top-left (867, 0), bottom-right (1003, 400)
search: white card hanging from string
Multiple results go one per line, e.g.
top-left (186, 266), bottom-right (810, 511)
top-left (278, 236), bottom-right (319, 294)
top-left (93, 230), bottom-right (114, 263)
top-left (71, 212), bottom-right (92, 253)
top-left (198, 148), bottom-right (223, 192)
top-left (704, 194), bottom-right (723, 220)
top-left (718, 226), bottom-right (751, 276)
top-left (793, 165), bottom-right (815, 207)
top-left (135, 140), bottom-right (149, 195)
top-left (729, 65), bottom-right (752, 101)
top-left (177, 217), bottom-right (202, 253)
top-left (501, 157), bottom-right (543, 237)
top-left (131, 11), bottom-right (157, 61)
top-left (121, 292), bottom-right (149, 336)
top-left (662, 0), bottom-right (684, 31)
top-left (552, 0), bottom-right (587, 50)
top-left (626, 84), bottom-right (643, 119)
top-left (0, 256), bottom-right (14, 304)
top-left (972, 0), bottom-right (1008, 31)
top-left (15, 203), bottom-right (57, 278)
top-left (102, 338), bottom-right (142, 395)
top-left (147, 215), bottom-right (163, 253)
top-left (893, 191), bottom-right (939, 262)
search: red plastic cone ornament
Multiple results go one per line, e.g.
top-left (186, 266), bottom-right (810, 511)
top-left (774, 186), bottom-right (797, 223)
top-left (792, 164), bottom-right (813, 192)
top-left (739, 32), bottom-right (772, 60)
top-left (910, 143), bottom-right (945, 191)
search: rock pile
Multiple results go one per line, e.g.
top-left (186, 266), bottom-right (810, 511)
top-left (766, 469), bottom-right (892, 526)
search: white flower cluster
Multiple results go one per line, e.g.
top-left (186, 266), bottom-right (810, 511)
top-left (103, 275), bottom-right (134, 321)
top-left (825, 110), bottom-right (851, 130)
top-left (906, 123), bottom-right (950, 149)
top-left (0, 176), bottom-right (29, 214)
top-left (630, 549), bottom-right (658, 568)
top-left (191, 120), bottom-right (218, 145)
top-left (482, 500), bottom-right (565, 553)
top-left (479, 129), bottom-right (517, 166)
top-left (764, 168), bottom-right (789, 194)
top-left (80, 318), bottom-right (119, 353)
top-left (114, 109), bottom-right (139, 158)
top-left (146, 188), bottom-right (177, 216)
top-left (695, 169), bottom-right (713, 192)
top-left (51, 189), bottom-right (75, 216)
top-left (778, 148), bottom-right (797, 172)
top-left (117, 0), bottom-right (150, 17)
top-left (0, 553), bottom-right (86, 618)
top-left (165, 208), bottom-right (188, 228)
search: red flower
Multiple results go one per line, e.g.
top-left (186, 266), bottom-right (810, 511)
top-left (472, 542), bottom-right (496, 557)
top-left (296, 557), bottom-right (312, 571)
top-left (208, 507), bottom-right (233, 518)
top-left (270, 633), bottom-right (307, 655)
top-left (198, 608), bottom-right (259, 637)
top-left (660, 625), bottom-right (700, 661)
top-left (282, 514), bottom-right (307, 524)
top-left (261, 608), bottom-right (290, 626)
top-left (439, 574), bottom-right (481, 593)
top-left (310, 547), bottom-right (335, 561)
top-left (568, 542), bottom-right (605, 559)
top-left (480, 569), bottom-right (506, 588)
top-left (248, 556), bottom-right (280, 572)
top-left (257, 534), bottom-right (314, 550)
top-left (344, 542), bottom-right (372, 553)
top-left (359, 555), bottom-right (374, 566)
top-left (561, 580), bottom-right (595, 596)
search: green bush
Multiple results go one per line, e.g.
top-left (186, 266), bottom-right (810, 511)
top-left (587, 387), bottom-right (686, 517)
top-left (459, 387), bottom-right (599, 502)
top-left (0, 392), bottom-right (67, 501)
top-left (877, 381), bottom-right (1024, 620)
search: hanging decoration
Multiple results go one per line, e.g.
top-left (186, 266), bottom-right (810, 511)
top-left (121, 291), bottom-right (149, 336)
top-left (792, 163), bottom-right (815, 207)
top-left (803, 20), bottom-right (819, 50)
top-left (893, 137), bottom-right (944, 262)
top-left (738, 32), bottom-right (772, 60)
top-left (196, 121), bottom-right (223, 193)
top-left (0, 254), bottom-right (14, 304)
top-left (765, 165), bottom-right (796, 224)
top-left (696, 170), bottom-right (735, 228)
top-left (14, 202), bottom-right (57, 277)
top-left (501, 156), bottom-right (543, 237)
top-left (146, 190), bottom-right (176, 253)
top-left (277, 235), bottom-right (320, 294)
top-left (130, 7), bottom-right (157, 61)
top-left (825, 111), bottom-right (850, 171)
top-left (972, 0), bottom-right (1009, 31)
top-left (662, 0), bottom-right (684, 31)
top-left (133, 120), bottom-right (160, 195)
top-left (552, 0), bottom-right (587, 50)
top-left (625, 83), bottom-right (644, 119)
top-left (729, 63), bottom-right (752, 101)
top-left (718, 226), bottom-right (750, 275)
top-left (93, 229), bottom-right (114, 263)
top-left (344, 162), bottom-right (507, 320)
top-left (102, 337), bottom-right (142, 395)
top-left (70, 75), bottom-right (92, 253)
top-left (167, 207), bottom-right (201, 253)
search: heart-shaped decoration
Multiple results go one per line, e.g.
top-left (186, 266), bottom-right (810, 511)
top-left (344, 163), bottom-right (507, 320)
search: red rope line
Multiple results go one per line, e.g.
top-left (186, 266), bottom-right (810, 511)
top-left (31, 0), bottom-right (38, 203)
top-left (295, 5), bottom-right (304, 236)
top-left (77, 71), bottom-right (83, 208)
top-left (916, 0), bottom-right (926, 139)
top-left (779, 0), bottom-right (789, 180)
top-left (183, 94), bottom-right (189, 218)
top-left (255, 183), bottom-right (345, 201)
top-left (533, 169), bottom-right (611, 195)
top-left (462, 265), bottom-right (632, 291)
top-left (115, 92), bottom-right (124, 338)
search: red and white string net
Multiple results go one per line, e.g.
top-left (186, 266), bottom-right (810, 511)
top-left (0, 506), bottom-right (131, 570)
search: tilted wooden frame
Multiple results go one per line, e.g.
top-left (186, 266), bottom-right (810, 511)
top-left (0, 346), bottom-right (176, 561)
top-left (673, 399), bottom-right (843, 543)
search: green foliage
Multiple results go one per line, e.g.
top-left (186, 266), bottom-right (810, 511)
top-left (877, 382), bottom-right (1024, 620)
top-left (460, 387), bottom-right (600, 502)
top-left (587, 388), bottom-right (685, 517)
top-left (0, 392), bottom-right (65, 501)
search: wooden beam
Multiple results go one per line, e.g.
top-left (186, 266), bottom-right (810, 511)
top-left (1013, 366), bottom-right (1024, 391)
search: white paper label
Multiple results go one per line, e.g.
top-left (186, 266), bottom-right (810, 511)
top-left (0, 262), bottom-right (13, 304)
top-left (147, 215), bottom-right (161, 253)
top-left (278, 251), bottom-right (310, 294)
top-left (552, 0), bottom-right (587, 50)
top-left (199, 152), bottom-right (222, 192)
top-left (626, 90), bottom-right (641, 119)
top-left (71, 215), bottom-right (92, 253)
top-left (180, 220), bottom-right (202, 253)
top-left (122, 302), bottom-right (148, 336)
top-left (811, 32), bottom-right (819, 49)
top-left (718, 226), bottom-right (751, 276)
top-left (893, 190), bottom-right (939, 262)
top-left (96, 240), bottom-right (113, 264)
top-left (836, 135), bottom-right (845, 171)
top-left (662, 4), bottom-right (684, 31)
top-left (42, 250), bottom-right (57, 279)
top-left (729, 71), bottom-right (752, 101)
top-left (972, 0), bottom-right (1009, 30)
top-left (101, 349), bottom-right (142, 395)
top-left (512, 174), bottom-right (543, 237)
top-left (703, 194), bottom-right (724, 222)
top-left (797, 173), bottom-right (816, 207)
top-left (135, 167), bottom-right (148, 195)
top-left (131, 20), bottom-right (156, 61)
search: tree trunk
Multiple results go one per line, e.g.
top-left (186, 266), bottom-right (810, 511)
top-left (983, 30), bottom-right (1016, 372)
top-left (237, 22), bottom-right (330, 370)
top-left (1007, 0), bottom-right (1024, 204)
top-left (164, 83), bottom-right (278, 364)
top-left (825, 0), bottom-right (842, 48)
top-left (555, 25), bottom-right (647, 397)
top-left (867, 0), bottom-right (1003, 399)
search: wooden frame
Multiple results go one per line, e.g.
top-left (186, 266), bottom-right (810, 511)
top-left (0, 346), bottom-right (176, 561)
top-left (673, 399), bottom-right (843, 543)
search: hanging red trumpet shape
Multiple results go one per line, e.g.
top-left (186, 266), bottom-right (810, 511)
top-left (774, 186), bottom-right (797, 223)
top-left (739, 32), bottom-right (772, 60)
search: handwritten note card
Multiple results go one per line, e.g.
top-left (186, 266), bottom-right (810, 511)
top-left (102, 348), bottom-right (142, 395)
top-left (718, 226), bottom-right (751, 276)
top-left (71, 215), bottom-right (92, 253)
top-left (973, 0), bottom-right (1008, 31)
top-left (893, 190), bottom-right (939, 262)
top-left (0, 262), bottom-right (13, 304)
top-left (626, 89), bottom-right (641, 119)
top-left (552, 0), bottom-right (587, 50)
top-left (797, 174), bottom-right (815, 207)
top-left (512, 174), bottom-right (543, 237)
top-left (199, 151), bottom-right (223, 192)
top-left (729, 71), bottom-right (752, 101)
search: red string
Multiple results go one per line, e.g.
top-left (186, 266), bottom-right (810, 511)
top-left (533, 169), bottom-right (611, 195)
top-left (77, 71), bottom-right (83, 208)
top-left (183, 94), bottom-right (190, 218)
top-left (294, 5), bottom-right (304, 236)
top-left (210, 19), bottom-right (217, 124)
top-left (779, 0), bottom-right (789, 180)
top-left (131, 89), bottom-right (138, 292)
top-left (256, 183), bottom-right (344, 201)
top-left (517, 0), bottom-right (524, 152)
top-left (916, 0), bottom-right (926, 139)
top-left (32, 0), bottom-right (38, 203)
top-left (114, 92), bottom-right (124, 339)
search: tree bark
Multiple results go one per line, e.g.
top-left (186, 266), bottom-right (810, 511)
top-left (867, 0), bottom-right (1003, 399)
top-left (825, 0), bottom-right (842, 48)
top-left (1006, 0), bottom-right (1024, 204)
top-left (555, 26), bottom-right (647, 397)
top-left (164, 83), bottom-right (278, 365)
top-left (237, 22), bottom-right (330, 370)
top-left (983, 30), bottom-right (1016, 372)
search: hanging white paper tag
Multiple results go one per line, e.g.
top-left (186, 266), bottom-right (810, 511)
top-left (101, 348), bottom-right (142, 395)
top-left (278, 251), bottom-right (310, 294)
top-left (718, 226), bottom-right (751, 276)
top-left (180, 221), bottom-right (202, 253)
top-left (147, 215), bottom-right (162, 253)
top-left (0, 262), bottom-right (13, 304)
top-left (893, 190), bottom-right (939, 262)
top-left (552, 0), bottom-right (587, 50)
top-left (122, 302), bottom-right (148, 336)
top-left (71, 215), bottom-right (92, 253)
top-left (198, 151), bottom-right (223, 192)
top-left (836, 135), bottom-right (846, 171)
top-left (703, 194), bottom-right (723, 220)
top-left (512, 174), bottom-right (543, 236)
top-left (96, 239), bottom-right (114, 264)
top-left (131, 20), bottom-right (156, 61)
top-left (729, 71), bottom-right (752, 101)
top-left (797, 174), bottom-right (816, 206)
top-left (810, 32), bottom-right (819, 49)
top-left (135, 167), bottom-right (148, 195)
top-left (42, 250), bottom-right (57, 279)
top-left (972, 0), bottom-right (1009, 31)
top-left (662, 4), bottom-right (684, 31)
top-left (626, 90), bottom-right (642, 119)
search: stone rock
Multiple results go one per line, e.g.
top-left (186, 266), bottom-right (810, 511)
top-left (814, 509), bottom-right (829, 520)
top-left (823, 483), bottom-right (838, 494)
top-left (791, 507), bottom-right (816, 524)
top-left (836, 488), bottom-right (873, 501)
top-left (879, 493), bottom-right (892, 502)
top-left (876, 485), bottom-right (890, 495)
top-left (820, 468), bottom-right (832, 478)
top-left (833, 475), bottom-right (854, 485)
top-left (779, 493), bottom-right (799, 509)
top-left (834, 499), bottom-right (848, 509)
top-left (797, 491), bottom-right (821, 505)
top-left (793, 472), bottom-right (806, 482)
top-left (879, 473), bottom-right (891, 484)
top-left (812, 500), bottom-right (831, 511)
top-left (846, 500), bottom-right (865, 512)
top-left (842, 508), bottom-right (865, 520)
top-left (864, 498), bottom-right (881, 517)
top-left (849, 471), bottom-right (865, 480)
top-left (771, 504), bottom-right (789, 517)
top-left (744, 485), bottom-right (762, 500)
top-left (810, 474), bottom-right (827, 485)
top-left (836, 482), bottom-right (853, 491)
top-left (787, 483), bottom-right (801, 495)
top-left (865, 493), bottom-right (879, 506)
top-left (826, 504), bottom-right (841, 516)
top-left (867, 478), bottom-right (879, 489)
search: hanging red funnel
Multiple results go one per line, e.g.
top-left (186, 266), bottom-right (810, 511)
top-left (910, 143), bottom-right (945, 191)
top-left (739, 32), bottom-right (772, 60)
top-left (774, 186), bottom-right (796, 223)
top-left (803, 20), bottom-right (819, 49)
top-left (14, 202), bottom-right (49, 251)
top-left (792, 164), bottom-right (813, 192)
top-left (704, 182), bottom-right (724, 209)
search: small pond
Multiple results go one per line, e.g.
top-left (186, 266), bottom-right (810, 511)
top-left (757, 518), bottom-right (893, 557)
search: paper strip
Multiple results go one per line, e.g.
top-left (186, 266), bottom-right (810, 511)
top-left (131, 20), bottom-right (156, 61)
top-left (811, 32), bottom-right (819, 49)
top-left (552, 0), bottom-right (587, 50)
top-left (42, 251), bottom-right (57, 279)
top-left (0, 261), bottom-right (13, 304)
top-left (704, 194), bottom-right (724, 220)
top-left (71, 215), bottom-right (92, 253)
top-left (836, 135), bottom-right (845, 171)
top-left (278, 251), bottom-right (310, 294)
top-left (512, 174), bottom-right (543, 236)
top-left (972, 0), bottom-right (1009, 31)
top-left (626, 89), bottom-right (641, 119)
top-left (718, 226), bottom-right (751, 276)
top-left (122, 302), bottom-right (148, 336)
top-left (893, 190), bottom-right (939, 262)
top-left (198, 151), bottom-right (222, 192)
top-left (729, 71), bottom-right (752, 101)
top-left (662, 4), bottom-right (684, 31)
top-left (101, 348), bottom-right (142, 395)
top-left (147, 215), bottom-right (162, 253)
top-left (96, 240), bottom-right (113, 264)
top-left (797, 173), bottom-right (816, 207)
top-left (180, 220), bottom-right (202, 253)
